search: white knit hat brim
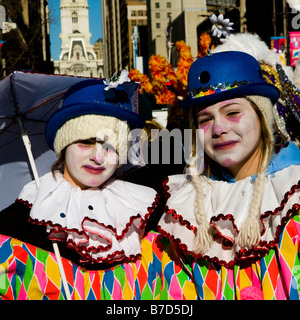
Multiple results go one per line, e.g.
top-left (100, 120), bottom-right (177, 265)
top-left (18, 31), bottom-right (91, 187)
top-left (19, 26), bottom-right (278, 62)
top-left (246, 95), bottom-right (274, 145)
top-left (53, 115), bottom-right (130, 164)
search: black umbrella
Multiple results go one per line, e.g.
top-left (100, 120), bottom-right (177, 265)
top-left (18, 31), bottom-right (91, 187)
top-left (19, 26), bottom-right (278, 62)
top-left (0, 71), bottom-right (88, 210)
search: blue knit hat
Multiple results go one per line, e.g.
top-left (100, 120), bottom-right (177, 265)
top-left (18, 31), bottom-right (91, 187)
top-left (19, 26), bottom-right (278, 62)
top-left (180, 51), bottom-right (280, 109)
top-left (46, 79), bottom-right (144, 151)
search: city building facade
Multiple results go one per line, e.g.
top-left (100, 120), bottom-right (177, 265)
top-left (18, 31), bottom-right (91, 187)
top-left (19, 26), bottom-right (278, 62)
top-left (54, 0), bottom-right (103, 77)
top-left (126, 0), bottom-right (147, 71)
top-left (146, 0), bottom-right (208, 62)
top-left (0, 0), bottom-right (53, 77)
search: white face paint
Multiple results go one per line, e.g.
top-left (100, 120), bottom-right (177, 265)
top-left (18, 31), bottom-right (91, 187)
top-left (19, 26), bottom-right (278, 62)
top-left (196, 98), bottom-right (262, 178)
top-left (63, 139), bottom-right (119, 189)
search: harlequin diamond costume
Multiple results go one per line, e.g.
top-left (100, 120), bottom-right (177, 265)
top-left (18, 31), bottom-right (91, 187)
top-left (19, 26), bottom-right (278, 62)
top-left (157, 51), bottom-right (300, 300)
top-left (0, 78), bottom-right (163, 300)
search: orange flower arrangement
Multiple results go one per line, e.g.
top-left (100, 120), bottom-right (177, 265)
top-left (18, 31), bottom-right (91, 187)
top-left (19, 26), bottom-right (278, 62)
top-left (175, 40), bottom-right (194, 95)
top-left (128, 68), bottom-right (153, 94)
top-left (198, 32), bottom-right (215, 58)
top-left (129, 41), bottom-right (193, 107)
top-left (128, 37), bottom-right (218, 130)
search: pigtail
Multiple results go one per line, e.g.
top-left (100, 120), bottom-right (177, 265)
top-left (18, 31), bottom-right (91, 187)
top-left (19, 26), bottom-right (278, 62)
top-left (236, 169), bottom-right (266, 248)
top-left (236, 96), bottom-right (274, 249)
top-left (188, 155), bottom-right (213, 255)
top-left (236, 145), bottom-right (271, 248)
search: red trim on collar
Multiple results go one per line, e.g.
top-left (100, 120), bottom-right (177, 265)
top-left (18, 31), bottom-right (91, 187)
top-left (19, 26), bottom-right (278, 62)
top-left (27, 191), bottom-right (161, 265)
top-left (159, 180), bottom-right (300, 269)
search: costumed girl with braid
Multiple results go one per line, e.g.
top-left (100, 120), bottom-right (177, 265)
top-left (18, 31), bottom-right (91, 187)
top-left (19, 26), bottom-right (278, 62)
top-left (0, 75), bottom-right (163, 300)
top-left (157, 50), bottom-right (300, 300)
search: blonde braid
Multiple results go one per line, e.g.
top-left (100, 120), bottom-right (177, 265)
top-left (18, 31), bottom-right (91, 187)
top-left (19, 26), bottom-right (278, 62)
top-left (236, 147), bottom-right (271, 248)
top-left (188, 156), bottom-right (213, 254)
top-left (235, 95), bottom-right (274, 249)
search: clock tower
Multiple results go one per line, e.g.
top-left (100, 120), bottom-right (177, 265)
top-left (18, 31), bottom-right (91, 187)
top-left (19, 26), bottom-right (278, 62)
top-left (54, 0), bottom-right (103, 77)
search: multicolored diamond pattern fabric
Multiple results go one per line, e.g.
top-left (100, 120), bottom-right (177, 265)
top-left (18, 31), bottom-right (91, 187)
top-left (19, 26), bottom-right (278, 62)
top-left (0, 232), bottom-right (163, 300)
top-left (159, 211), bottom-right (300, 300)
top-left (0, 212), bottom-right (299, 300)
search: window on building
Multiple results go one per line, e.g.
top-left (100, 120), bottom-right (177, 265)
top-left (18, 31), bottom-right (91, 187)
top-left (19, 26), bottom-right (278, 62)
top-left (138, 10), bottom-right (143, 16)
top-left (131, 10), bottom-right (136, 17)
top-left (132, 20), bottom-right (136, 26)
top-left (156, 22), bottom-right (160, 29)
top-left (155, 2), bottom-right (160, 9)
top-left (167, 12), bottom-right (171, 19)
top-left (72, 11), bottom-right (78, 24)
top-left (166, 2), bottom-right (171, 8)
top-left (155, 12), bottom-right (160, 19)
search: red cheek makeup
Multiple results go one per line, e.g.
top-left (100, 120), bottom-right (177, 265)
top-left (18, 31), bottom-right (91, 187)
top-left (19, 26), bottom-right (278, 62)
top-left (199, 122), bottom-right (211, 133)
top-left (227, 113), bottom-right (244, 123)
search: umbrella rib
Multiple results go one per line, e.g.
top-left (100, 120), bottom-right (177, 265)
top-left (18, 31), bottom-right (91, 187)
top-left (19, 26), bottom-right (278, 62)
top-left (28, 91), bottom-right (64, 112)
top-left (24, 93), bottom-right (64, 121)
top-left (0, 119), bottom-right (46, 142)
top-left (8, 75), bottom-right (61, 136)
top-left (0, 118), bottom-right (18, 135)
top-left (0, 135), bottom-right (22, 149)
top-left (20, 97), bottom-right (62, 136)
top-left (0, 116), bottom-right (15, 119)
top-left (21, 98), bottom-right (62, 135)
top-left (10, 74), bottom-right (27, 135)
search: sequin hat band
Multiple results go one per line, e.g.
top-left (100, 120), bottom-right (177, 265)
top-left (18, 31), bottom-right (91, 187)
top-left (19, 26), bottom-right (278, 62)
top-left (180, 51), bottom-right (280, 109)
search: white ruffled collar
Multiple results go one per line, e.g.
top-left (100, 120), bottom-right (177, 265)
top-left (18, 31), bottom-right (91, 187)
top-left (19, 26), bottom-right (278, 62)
top-left (19, 172), bottom-right (158, 265)
top-left (158, 165), bottom-right (300, 268)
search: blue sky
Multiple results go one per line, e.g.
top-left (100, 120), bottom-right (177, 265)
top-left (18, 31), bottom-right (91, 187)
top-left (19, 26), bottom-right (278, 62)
top-left (48, 0), bottom-right (102, 60)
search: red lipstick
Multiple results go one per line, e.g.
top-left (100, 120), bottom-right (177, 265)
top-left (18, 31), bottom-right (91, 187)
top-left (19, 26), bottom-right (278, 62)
top-left (213, 140), bottom-right (238, 150)
top-left (83, 165), bottom-right (105, 174)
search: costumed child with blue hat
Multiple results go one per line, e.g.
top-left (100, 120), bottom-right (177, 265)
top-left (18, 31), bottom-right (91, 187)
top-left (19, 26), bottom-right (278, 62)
top-left (157, 49), bottom-right (300, 299)
top-left (0, 74), bottom-right (163, 300)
